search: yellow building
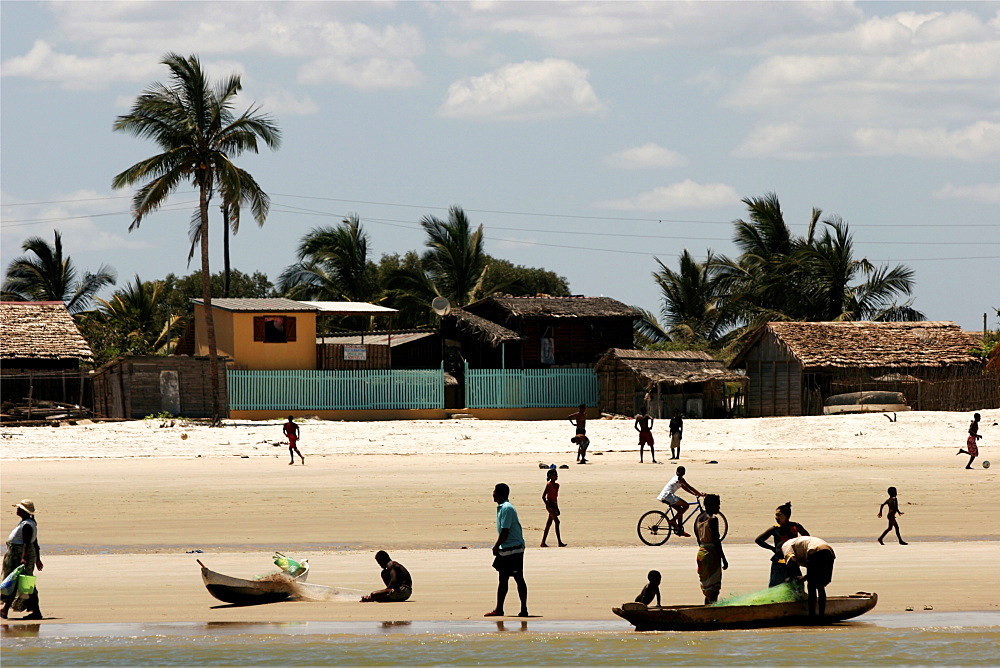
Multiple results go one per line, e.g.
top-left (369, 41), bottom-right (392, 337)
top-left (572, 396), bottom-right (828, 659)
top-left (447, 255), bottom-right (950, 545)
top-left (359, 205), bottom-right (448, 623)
top-left (193, 298), bottom-right (319, 370)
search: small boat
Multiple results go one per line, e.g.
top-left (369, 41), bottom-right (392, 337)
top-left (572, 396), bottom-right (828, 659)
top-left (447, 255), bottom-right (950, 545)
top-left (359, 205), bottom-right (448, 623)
top-left (823, 391), bottom-right (910, 415)
top-left (613, 592), bottom-right (877, 631)
top-left (197, 559), bottom-right (309, 605)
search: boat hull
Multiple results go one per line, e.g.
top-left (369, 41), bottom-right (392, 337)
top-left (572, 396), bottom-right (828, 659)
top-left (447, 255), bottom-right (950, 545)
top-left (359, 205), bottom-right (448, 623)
top-left (613, 592), bottom-right (877, 631)
top-left (198, 560), bottom-right (309, 606)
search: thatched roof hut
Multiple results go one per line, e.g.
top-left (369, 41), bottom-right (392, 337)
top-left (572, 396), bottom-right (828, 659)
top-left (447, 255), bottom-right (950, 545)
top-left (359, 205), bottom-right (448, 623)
top-left (0, 301), bottom-right (93, 368)
top-left (730, 321), bottom-right (995, 415)
top-left (445, 308), bottom-right (523, 347)
top-left (595, 349), bottom-right (746, 418)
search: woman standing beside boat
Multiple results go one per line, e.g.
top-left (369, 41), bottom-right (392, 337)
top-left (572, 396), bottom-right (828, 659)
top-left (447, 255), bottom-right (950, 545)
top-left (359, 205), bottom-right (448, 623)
top-left (755, 502), bottom-right (809, 587)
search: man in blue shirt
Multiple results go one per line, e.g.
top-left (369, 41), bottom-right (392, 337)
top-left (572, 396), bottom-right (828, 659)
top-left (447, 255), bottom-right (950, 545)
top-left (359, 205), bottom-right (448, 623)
top-left (485, 483), bottom-right (529, 617)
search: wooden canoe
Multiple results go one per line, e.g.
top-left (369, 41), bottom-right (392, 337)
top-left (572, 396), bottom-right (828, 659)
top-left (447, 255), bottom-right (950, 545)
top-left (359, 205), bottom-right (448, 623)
top-left (613, 592), bottom-right (877, 631)
top-left (197, 559), bottom-right (309, 606)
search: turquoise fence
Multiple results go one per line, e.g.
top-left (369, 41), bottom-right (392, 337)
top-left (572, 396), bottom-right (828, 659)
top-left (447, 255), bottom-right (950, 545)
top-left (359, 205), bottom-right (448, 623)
top-left (228, 368), bottom-right (445, 411)
top-left (465, 367), bottom-right (598, 409)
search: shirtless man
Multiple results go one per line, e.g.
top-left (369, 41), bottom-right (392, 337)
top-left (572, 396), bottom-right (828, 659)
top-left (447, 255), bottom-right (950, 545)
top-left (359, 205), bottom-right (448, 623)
top-left (634, 407), bottom-right (656, 463)
top-left (957, 413), bottom-right (982, 469)
top-left (360, 551), bottom-right (412, 602)
top-left (282, 416), bottom-right (304, 465)
top-left (568, 404), bottom-right (588, 439)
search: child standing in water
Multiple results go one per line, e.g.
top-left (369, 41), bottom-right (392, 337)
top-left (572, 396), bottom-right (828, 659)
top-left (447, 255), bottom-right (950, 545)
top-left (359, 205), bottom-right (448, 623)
top-left (540, 467), bottom-right (567, 547)
top-left (877, 487), bottom-right (907, 545)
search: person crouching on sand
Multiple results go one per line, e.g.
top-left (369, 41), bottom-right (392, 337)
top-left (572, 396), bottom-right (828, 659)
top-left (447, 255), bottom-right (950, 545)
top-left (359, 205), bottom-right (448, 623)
top-left (360, 551), bottom-right (412, 602)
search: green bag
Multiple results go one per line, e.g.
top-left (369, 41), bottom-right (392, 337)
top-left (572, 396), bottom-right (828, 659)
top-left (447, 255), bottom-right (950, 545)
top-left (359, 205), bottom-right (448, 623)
top-left (273, 552), bottom-right (303, 576)
top-left (17, 574), bottom-right (36, 595)
top-left (1, 565), bottom-right (24, 596)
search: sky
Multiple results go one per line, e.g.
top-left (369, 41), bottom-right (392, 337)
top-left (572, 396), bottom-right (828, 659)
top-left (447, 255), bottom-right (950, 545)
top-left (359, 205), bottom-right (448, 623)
top-left (1, 1), bottom-right (998, 331)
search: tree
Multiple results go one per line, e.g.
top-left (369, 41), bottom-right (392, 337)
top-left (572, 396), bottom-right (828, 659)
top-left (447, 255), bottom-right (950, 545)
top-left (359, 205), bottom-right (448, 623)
top-left (78, 275), bottom-right (185, 364)
top-left (160, 269), bottom-right (274, 318)
top-left (112, 53), bottom-right (281, 423)
top-left (2, 230), bottom-right (116, 314)
top-left (482, 257), bottom-right (570, 297)
top-left (278, 214), bottom-right (379, 303)
top-left (652, 250), bottom-right (730, 344)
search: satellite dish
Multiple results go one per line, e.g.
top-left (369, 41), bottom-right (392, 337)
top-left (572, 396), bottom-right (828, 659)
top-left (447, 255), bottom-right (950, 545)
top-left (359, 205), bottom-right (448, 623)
top-left (431, 296), bottom-right (451, 316)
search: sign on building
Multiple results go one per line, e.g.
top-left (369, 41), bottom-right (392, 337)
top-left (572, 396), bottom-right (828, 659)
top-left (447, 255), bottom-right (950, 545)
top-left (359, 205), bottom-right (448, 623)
top-left (344, 344), bottom-right (367, 361)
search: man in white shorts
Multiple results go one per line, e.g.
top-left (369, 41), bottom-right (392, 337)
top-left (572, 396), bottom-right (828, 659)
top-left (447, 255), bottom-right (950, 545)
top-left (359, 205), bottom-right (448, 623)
top-left (657, 465), bottom-right (704, 537)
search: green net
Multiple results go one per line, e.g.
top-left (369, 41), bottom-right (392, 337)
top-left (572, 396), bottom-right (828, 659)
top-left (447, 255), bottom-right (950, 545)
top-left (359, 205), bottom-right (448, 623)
top-left (712, 582), bottom-right (806, 607)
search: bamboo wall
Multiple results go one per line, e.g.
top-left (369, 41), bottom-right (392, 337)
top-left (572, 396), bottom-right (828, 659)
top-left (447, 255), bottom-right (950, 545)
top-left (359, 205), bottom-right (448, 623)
top-left (742, 333), bottom-right (804, 417)
top-left (92, 356), bottom-right (228, 419)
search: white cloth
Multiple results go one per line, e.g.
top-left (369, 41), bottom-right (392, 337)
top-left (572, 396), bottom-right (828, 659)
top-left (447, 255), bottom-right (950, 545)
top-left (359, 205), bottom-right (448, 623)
top-left (657, 475), bottom-right (682, 502)
top-left (781, 536), bottom-right (834, 563)
top-left (7, 518), bottom-right (37, 545)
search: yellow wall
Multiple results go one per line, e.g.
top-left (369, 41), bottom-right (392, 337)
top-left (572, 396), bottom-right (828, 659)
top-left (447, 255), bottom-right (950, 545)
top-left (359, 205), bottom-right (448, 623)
top-left (194, 305), bottom-right (317, 370)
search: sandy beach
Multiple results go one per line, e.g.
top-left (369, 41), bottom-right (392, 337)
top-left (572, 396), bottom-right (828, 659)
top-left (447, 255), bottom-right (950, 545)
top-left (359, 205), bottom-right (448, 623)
top-left (1, 409), bottom-right (997, 624)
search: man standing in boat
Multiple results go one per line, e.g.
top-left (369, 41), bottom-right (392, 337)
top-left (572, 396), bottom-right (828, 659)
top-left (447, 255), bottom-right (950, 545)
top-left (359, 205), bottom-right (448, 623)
top-left (695, 493), bottom-right (727, 604)
top-left (782, 535), bottom-right (836, 620)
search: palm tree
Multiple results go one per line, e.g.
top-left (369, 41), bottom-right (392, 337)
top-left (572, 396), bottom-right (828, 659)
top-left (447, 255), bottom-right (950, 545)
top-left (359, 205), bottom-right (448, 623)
top-left (112, 53), bottom-right (281, 422)
top-left (2, 230), bottom-right (116, 314)
top-left (386, 206), bottom-right (505, 323)
top-left (652, 250), bottom-right (729, 344)
top-left (278, 214), bottom-right (378, 302)
top-left (85, 275), bottom-right (182, 359)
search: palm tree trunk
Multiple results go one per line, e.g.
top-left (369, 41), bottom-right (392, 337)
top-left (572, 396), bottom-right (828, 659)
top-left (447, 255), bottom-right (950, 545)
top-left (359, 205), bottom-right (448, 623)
top-left (200, 184), bottom-right (221, 424)
top-left (222, 202), bottom-right (231, 298)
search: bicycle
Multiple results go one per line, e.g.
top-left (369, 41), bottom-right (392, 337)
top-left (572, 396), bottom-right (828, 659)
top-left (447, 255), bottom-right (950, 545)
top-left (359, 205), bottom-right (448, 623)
top-left (637, 497), bottom-right (729, 546)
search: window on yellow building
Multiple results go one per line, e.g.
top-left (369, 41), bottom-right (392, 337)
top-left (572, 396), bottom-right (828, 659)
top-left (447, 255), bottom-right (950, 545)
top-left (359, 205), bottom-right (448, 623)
top-left (253, 316), bottom-right (297, 343)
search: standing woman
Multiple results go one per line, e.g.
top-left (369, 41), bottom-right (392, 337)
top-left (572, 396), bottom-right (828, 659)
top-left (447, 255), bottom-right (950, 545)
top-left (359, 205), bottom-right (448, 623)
top-left (1, 499), bottom-right (43, 620)
top-left (540, 468), bottom-right (567, 547)
top-left (755, 501), bottom-right (809, 587)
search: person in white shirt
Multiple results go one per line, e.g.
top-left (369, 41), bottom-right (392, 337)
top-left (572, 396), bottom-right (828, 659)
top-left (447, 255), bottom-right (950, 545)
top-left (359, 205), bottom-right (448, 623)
top-left (656, 466), bottom-right (703, 537)
top-left (782, 535), bottom-right (836, 619)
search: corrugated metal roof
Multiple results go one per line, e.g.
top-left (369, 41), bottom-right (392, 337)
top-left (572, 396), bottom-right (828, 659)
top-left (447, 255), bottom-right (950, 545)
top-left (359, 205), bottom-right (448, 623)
top-left (318, 331), bottom-right (436, 346)
top-left (193, 298), bottom-right (318, 312)
top-left (305, 301), bottom-right (398, 314)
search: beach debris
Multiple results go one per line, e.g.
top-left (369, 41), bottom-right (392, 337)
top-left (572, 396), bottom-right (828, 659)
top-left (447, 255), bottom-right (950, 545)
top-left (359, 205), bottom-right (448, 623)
top-left (2, 399), bottom-right (93, 423)
top-left (185, 549), bottom-right (204, 554)
top-left (905, 606), bottom-right (914, 611)
top-left (706, 460), bottom-right (719, 464)
top-left (559, 464), bottom-right (569, 469)
top-left (181, 433), bottom-right (188, 440)
top-left (923, 605), bottom-right (933, 610)
top-left (884, 413), bottom-right (897, 422)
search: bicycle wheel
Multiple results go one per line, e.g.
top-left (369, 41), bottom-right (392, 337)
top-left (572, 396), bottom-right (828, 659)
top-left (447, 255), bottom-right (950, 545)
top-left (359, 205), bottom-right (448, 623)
top-left (638, 510), bottom-right (671, 546)
top-left (717, 512), bottom-right (729, 541)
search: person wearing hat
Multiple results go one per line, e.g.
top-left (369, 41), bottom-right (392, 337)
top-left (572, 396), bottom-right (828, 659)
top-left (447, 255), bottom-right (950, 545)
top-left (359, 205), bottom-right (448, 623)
top-left (1, 499), bottom-right (43, 620)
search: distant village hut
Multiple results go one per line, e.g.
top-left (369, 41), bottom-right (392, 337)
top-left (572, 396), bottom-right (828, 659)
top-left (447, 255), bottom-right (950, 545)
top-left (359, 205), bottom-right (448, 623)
top-left (448, 295), bottom-right (641, 369)
top-left (729, 321), bottom-right (999, 416)
top-left (595, 349), bottom-right (747, 419)
top-left (1, 301), bottom-right (94, 415)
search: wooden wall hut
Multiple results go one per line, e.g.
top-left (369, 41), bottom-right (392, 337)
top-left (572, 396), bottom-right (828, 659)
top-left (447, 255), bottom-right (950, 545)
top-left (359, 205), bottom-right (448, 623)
top-left (91, 355), bottom-right (229, 419)
top-left (729, 321), bottom-right (998, 416)
top-left (317, 330), bottom-right (441, 370)
top-left (1, 301), bottom-right (94, 414)
top-left (595, 349), bottom-right (747, 419)
top-left (457, 295), bottom-right (641, 368)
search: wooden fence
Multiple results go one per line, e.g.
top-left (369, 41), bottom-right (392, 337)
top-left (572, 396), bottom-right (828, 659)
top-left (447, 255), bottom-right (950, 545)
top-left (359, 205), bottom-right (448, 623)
top-left (464, 367), bottom-right (598, 409)
top-left (228, 368), bottom-right (445, 411)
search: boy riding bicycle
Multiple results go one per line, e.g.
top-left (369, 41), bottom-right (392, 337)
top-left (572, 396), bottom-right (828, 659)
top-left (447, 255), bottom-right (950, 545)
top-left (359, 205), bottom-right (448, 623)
top-left (656, 465), bottom-right (704, 537)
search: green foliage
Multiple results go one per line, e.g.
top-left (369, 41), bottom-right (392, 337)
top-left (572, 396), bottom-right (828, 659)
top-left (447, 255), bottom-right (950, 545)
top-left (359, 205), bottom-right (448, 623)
top-left (2, 231), bottom-right (116, 314)
top-left (161, 270), bottom-right (275, 316)
top-left (483, 256), bottom-right (570, 297)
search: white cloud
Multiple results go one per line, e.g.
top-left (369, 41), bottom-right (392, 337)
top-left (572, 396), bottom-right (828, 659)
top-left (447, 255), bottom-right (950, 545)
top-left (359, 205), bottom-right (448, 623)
top-left (732, 124), bottom-right (818, 160)
top-left (593, 180), bottom-right (740, 211)
top-left (299, 57), bottom-right (422, 89)
top-left (0, 41), bottom-right (161, 90)
top-left (606, 143), bottom-right (687, 169)
top-left (439, 58), bottom-right (603, 121)
top-left (853, 121), bottom-right (1000, 161)
top-left (932, 182), bottom-right (1000, 204)
top-left (254, 89), bottom-right (319, 116)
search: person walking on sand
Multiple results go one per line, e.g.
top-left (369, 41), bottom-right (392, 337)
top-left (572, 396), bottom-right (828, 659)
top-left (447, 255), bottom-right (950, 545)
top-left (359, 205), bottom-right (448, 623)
top-left (486, 483), bottom-right (528, 617)
top-left (668, 410), bottom-right (683, 460)
top-left (360, 551), bottom-right (412, 602)
top-left (755, 501), bottom-right (810, 587)
top-left (635, 407), bottom-right (657, 463)
top-left (283, 415), bottom-right (304, 465)
top-left (1, 500), bottom-right (43, 620)
top-left (695, 494), bottom-right (727, 605)
top-left (957, 413), bottom-right (982, 469)
top-left (656, 466), bottom-right (703, 537)
top-left (782, 535), bottom-right (836, 620)
top-left (540, 467), bottom-right (567, 547)
top-left (878, 487), bottom-right (907, 545)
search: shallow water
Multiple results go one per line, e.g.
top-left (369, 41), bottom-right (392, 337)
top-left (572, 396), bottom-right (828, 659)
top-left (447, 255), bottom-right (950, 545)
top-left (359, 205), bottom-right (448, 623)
top-left (3, 614), bottom-right (998, 666)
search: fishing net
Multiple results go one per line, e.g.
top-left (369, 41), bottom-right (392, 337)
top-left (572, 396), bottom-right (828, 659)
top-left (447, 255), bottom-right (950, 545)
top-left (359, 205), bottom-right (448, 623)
top-left (712, 582), bottom-right (806, 607)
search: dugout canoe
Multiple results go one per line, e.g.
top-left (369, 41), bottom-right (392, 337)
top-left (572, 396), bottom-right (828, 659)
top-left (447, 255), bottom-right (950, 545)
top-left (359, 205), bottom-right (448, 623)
top-left (197, 559), bottom-right (309, 605)
top-left (613, 592), bottom-right (877, 631)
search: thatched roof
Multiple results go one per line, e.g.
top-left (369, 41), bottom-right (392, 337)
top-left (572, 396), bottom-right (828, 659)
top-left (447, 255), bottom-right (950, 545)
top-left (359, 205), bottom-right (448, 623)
top-left (595, 348), bottom-right (746, 387)
top-left (446, 309), bottom-right (523, 347)
top-left (469, 295), bottom-right (642, 319)
top-left (731, 321), bottom-right (978, 370)
top-left (0, 301), bottom-right (93, 362)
